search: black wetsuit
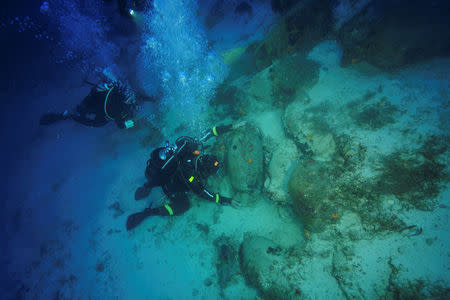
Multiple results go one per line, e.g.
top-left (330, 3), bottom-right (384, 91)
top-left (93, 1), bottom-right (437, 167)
top-left (126, 125), bottom-right (233, 230)
top-left (71, 85), bottom-right (131, 128)
top-left (142, 125), bottom-right (233, 216)
top-left (39, 83), bottom-right (133, 128)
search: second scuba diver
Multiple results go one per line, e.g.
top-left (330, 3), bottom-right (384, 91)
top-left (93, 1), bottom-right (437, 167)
top-left (39, 81), bottom-right (138, 129)
top-left (126, 122), bottom-right (245, 231)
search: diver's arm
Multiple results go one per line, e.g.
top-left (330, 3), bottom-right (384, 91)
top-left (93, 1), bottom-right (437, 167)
top-left (200, 121), bottom-right (247, 142)
top-left (199, 124), bottom-right (233, 142)
top-left (189, 179), bottom-right (232, 205)
top-left (197, 187), bottom-right (232, 206)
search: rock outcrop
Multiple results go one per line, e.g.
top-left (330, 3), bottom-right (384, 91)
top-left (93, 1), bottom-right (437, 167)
top-left (226, 125), bottom-right (264, 193)
top-left (239, 234), bottom-right (303, 299)
top-left (337, 0), bottom-right (450, 70)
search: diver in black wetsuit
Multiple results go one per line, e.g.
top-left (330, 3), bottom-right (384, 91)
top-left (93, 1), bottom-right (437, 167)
top-left (126, 122), bottom-right (245, 231)
top-left (39, 82), bottom-right (137, 129)
top-left (104, 0), bottom-right (149, 17)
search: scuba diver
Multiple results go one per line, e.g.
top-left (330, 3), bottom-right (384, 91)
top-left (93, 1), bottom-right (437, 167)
top-left (126, 122), bottom-right (246, 231)
top-left (39, 81), bottom-right (138, 129)
top-left (104, 0), bottom-right (149, 17)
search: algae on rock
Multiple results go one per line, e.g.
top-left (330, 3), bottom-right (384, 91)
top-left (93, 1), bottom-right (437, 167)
top-left (226, 125), bottom-right (264, 193)
top-left (288, 160), bottom-right (337, 232)
top-left (239, 234), bottom-right (304, 300)
top-left (284, 101), bottom-right (336, 161)
top-left (271, 55), bottom-right (320, 105)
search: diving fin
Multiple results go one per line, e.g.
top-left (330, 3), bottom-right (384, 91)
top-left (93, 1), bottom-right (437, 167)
top-left (135, 185), bottom-right (151, 200)
top-left (126, 208), bottom-right (154, 231)
top-left (39, 113), bottom-right (66, 125)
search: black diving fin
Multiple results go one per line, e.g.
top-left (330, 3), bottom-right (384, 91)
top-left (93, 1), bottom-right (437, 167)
top-left (39, 113), bottom-right (66, 125)
top-left (126, 208), bottom-right (154, 231)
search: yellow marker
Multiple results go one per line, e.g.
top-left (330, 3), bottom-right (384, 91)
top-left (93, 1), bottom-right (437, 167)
top-left (215, 194), bottom-right (220, 203)
top-left (212, 126), bottom-right (218, 136)
top-left (164, 204), bottom-right (173, 216)
top-left (189, 176), bottom-right (194, 182)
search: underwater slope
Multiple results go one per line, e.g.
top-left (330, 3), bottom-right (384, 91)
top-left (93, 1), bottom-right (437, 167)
top-left (1, 0), bottom-right (449, 299)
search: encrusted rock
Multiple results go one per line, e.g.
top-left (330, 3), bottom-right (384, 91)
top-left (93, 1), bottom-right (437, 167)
top-left (264, 138), bottom-right (299, 204)
top-left (239, 234), bottom-right (303, 299)
top-left (272, 55), bottom-right (320, 105)
top-left (288, 160), bottom-right (336, 232)
top-left (226, 125), bottom-right (264, 192)
top-left (284, 101), bottom-right (336, 161)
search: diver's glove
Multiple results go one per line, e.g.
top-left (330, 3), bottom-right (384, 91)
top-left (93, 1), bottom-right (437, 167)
top-left (232, 121), bottom-right (247, 130)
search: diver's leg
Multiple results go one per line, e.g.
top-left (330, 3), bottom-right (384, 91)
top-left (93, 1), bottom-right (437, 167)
top-left (39, 112), bottom-right (69, 125)
top-left (69, 114), bottom-right (108, 127)
top-left (76, 103), bottom-right (88, 116)
top-left (141, 192), bottom-right (189, 216)
top-left (164, 192), bottom-right (190, 216)
top-left (126, 192), bottom-right (189, 231)
top-left (92, 116), bottom-right (109, 127)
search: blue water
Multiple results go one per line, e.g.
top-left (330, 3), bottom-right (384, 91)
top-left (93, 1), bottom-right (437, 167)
top-left (1, 1), bottom-right (449, 299)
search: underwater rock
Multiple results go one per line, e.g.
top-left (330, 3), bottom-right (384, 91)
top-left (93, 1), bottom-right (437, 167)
top-left (271, 55), bottom-right (320, 105)
top-left (239, 234), bottom-right (303, 299)
top-left (108, 202), bottom-right (124, 218)
top-left (264, 138), bottom-right (299, 204)
top-left (285, 132), bottom-right (447, 234)
top-left (226, 124), bottom-right (264, 193)
top-left (251, 0), bottom-right (333, 71)
top-left (288, 160), bottom-right (336, 232)
top-left (226, 0), bottom-right (333, 79)
top-left (284, 101), bottom-right (336, 161)
top-left (332, 0), bottom-right (373, 31)
top-left (248, 67), bottom-right (274, 106)
top-left (95, 262), bottom-right (105, 272)
top-left (213, 83), bottom-right (239, 106)
top-left (221, 47), bottom-right (247, 67)
top-left (62, 220), bottom-right (79, 237)
top-left (214, 236), bottom-right (240, 289)
top-left (337, 0), bottom-right (450, 70)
